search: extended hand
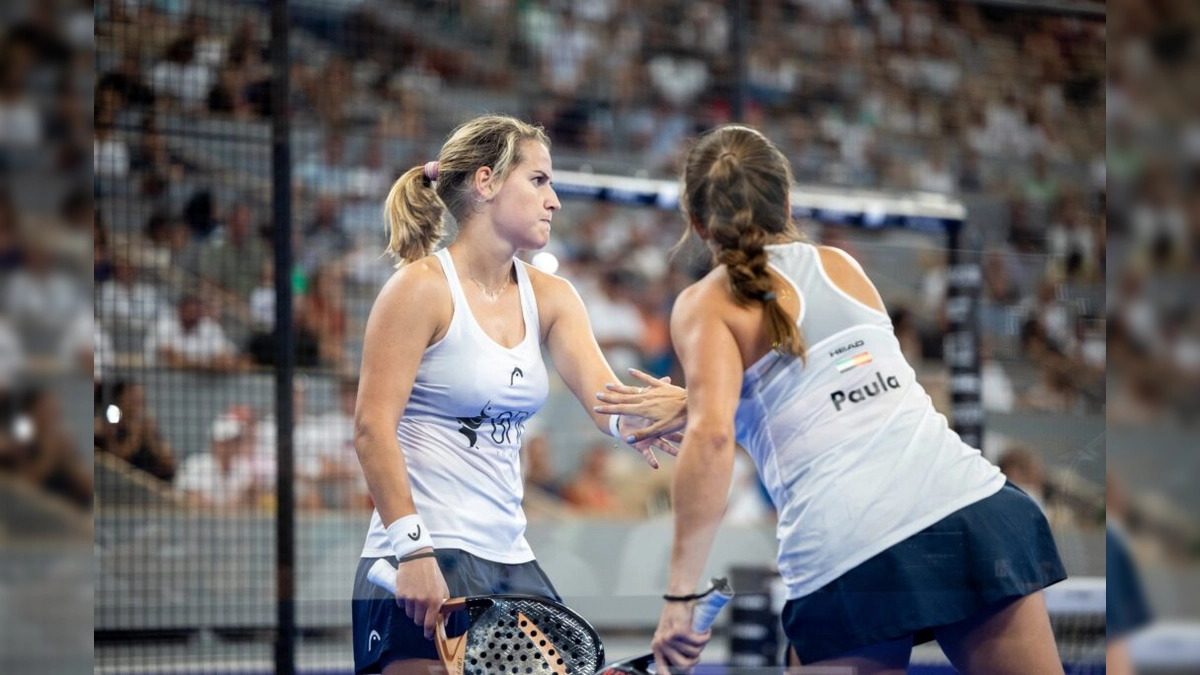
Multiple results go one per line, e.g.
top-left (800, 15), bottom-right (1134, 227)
top-left (596, 368), bottom-right (687, 445)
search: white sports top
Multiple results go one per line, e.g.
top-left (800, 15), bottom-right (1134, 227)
top-left (735, 242), bottom-right (1004, 599)
top-left (361, 248), bottom-right (549, 563)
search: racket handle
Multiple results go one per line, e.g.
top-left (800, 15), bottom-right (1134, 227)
top-left (367, 558), bottom-right (398, 595)
top-left (691, 577), bottom-right (734, 633)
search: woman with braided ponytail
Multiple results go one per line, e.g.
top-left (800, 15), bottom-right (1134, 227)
top-left (599, 125), bottom-right (1066, 674)
top-left (350, 115), bottom-right (686, 674)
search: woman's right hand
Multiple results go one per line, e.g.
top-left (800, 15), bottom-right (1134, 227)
top-left (595, 368), bottom-right (688, 444)
top-left (394, 551), bottom-right (450, 640)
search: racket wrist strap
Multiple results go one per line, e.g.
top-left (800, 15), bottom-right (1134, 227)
top-left (607, 414), bottom-right (623, 441)
top-left (387, 514), bottom-right (434, 560)
top-left (398, 551), bottom-right (438, 564)
top-left (663, 587), bottom-right (714, 602)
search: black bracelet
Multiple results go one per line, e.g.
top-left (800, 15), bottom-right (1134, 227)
top-left (663, 586), bottom-right (715, 602)
top-left (398, 551), bottom-right (438, 564)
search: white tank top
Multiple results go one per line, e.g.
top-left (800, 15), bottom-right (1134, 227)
top-left (735, 242), bottom-right (1004, 599)
top-left (361, 248), bottom-right (550, 563)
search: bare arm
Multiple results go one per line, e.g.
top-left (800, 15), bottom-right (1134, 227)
top-left (354, 259), bottom-right (453, 639)
top-left (353, 260), bottom-right (444, 530)
top-left (663, 286), bottom-right (743, 595)
top-left (652, 284), bottom-right (744, 672)
top-left (537, 271), bottom-right (682, 467)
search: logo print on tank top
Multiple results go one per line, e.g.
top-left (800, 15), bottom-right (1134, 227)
top-left (455, 401), bottom-right (532, 448)
top-left (510, 367), bottom-right (523, 385)
top-left (455, 403), bottom-right (491, 447)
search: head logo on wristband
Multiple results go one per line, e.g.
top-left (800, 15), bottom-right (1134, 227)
top-left (387, 514), bottom-right (434, 559)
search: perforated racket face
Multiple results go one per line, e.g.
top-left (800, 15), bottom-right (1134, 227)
top-left (461, 595), bottom-right (604, 675)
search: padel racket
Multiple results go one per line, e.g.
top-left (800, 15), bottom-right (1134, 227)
top-left (368, 558), bottom-right (605, 675)
top-left (595, 577), bottom-right (734, 675)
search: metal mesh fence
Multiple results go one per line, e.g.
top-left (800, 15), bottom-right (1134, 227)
top-left (88, 1), bottom-right (1123, 673)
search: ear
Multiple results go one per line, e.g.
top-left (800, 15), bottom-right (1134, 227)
top-left (473, 165), bottom-right (497, 201)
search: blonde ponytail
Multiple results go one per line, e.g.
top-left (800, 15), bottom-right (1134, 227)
top-left (383, 165), bottom-right (445, 266)
top-left (380, 114), bottom-right (550, 266)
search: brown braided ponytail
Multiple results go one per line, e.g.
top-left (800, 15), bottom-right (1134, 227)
top-left (680, 125), bottom-right (806, 359)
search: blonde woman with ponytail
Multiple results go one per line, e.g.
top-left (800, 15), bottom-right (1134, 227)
top-left (601, 125), bottom-right (1066, 675)
top-left (349, 115), bottom-right (686, 675)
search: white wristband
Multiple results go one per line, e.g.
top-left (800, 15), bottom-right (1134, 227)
top-left (608, 414), bottom-right (623, 441)
top-left (386, 514), bottom-right (434, 560)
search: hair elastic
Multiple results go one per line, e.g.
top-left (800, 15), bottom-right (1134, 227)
top-left (423, 161), bottom-right (439, 182)
top-left (763, 291), bottom-right (777, 301)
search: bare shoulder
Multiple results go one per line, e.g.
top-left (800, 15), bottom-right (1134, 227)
top-left (372, 255), bottom-right (451, 321)
top-left (673, 267), bottom-right (735, 323)
top-left (816, 245), bottom-right (867, 274)
top-left (815, 245), bottom-right (886, 312)
top-left (523, 262), bottom-right (583, 310)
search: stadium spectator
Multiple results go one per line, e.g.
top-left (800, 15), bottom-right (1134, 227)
top-left (96, 257), bottom-right (165, 333)
top-left (3, 235), bottom-right (81, 356)
top-left (300, 195), bottom-right (354, 275)
top-left (197, 201), bottom-right (269, 300)
top-left (0, 317), bottom-right (24, 389)
top-left (96, 381), bottom-right (177, 483)
top-left (61, 311), bottom-right (98, 379)
top-left (522, 433), bottom-right (563, 500)
top-left (295, 264), bottom-right (348, 370)
top-left (0, 190), bottom-right (24, 273)
top-left (562, 443), bottom-right (625, 518)
top-left (250, 383), bottom-right (325, 510)
top-left (583, 268), bottom-right (646, 376)
top-left (310, 376), bottom-right (371, 510)
top-left (93, 101), bottom-right (128, 178)
top-left (176, 406), bottom-right (257, 510)
top-left (17, 389), bottom-right (92, 511)
top-left (144, 293), bottom-right (244, 372)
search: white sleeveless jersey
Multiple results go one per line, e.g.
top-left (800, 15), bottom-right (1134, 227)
top-left (361, 249), bottom-right (549, 563)
top-left (735, 243), bottom-right (1003, 600)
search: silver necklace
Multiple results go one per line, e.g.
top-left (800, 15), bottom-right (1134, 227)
top-left (469, 269), bottom-right (511, 302)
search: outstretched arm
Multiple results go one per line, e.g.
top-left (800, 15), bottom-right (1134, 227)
top-left (536, 270), bottom-right (684, 467)
top-left (652, 285), bottom-right (743, 673)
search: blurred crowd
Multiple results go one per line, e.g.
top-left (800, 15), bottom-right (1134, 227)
top-left (0, 0), bottom-right (1171, 548)
top-left (83, 0), bottom-right (1119, 520)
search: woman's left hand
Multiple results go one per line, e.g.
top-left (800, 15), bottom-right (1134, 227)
top-left (652, 600), bottom-right (709, 674)
top-left (595, 368), bottom-right (687, 445)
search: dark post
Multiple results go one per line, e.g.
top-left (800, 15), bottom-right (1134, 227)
top-left (269, 0), bottom-right (296, 673)
top-left (728, 0), bottom-right (747, 123)
top-left (945, 224), bottom-right (984, 450)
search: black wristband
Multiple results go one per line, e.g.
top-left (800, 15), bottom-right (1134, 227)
top-left (398, 551), bottom-right (438, 564)
top-left (663, 586), bottom-right (714, 602)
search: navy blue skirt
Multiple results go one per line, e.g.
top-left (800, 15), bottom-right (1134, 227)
top-left (1106, 524), bottom-right (1151, 642)
top-left (351, 549), bottom-right (560, 674)
top-left (781, 481), bottom-right (1067, 664)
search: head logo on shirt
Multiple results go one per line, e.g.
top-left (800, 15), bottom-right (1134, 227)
top-left (510, 367), bottom-right (524, 385)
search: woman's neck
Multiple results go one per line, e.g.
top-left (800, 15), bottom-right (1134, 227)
top-left (449, 228), bottom-right (517, 289)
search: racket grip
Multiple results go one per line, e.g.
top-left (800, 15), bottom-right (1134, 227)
top-left (691, 577), bottom-right (734, 633)
top-left (367, 558), bottom-right (398, 595)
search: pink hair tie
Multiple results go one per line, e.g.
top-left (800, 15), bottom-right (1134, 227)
top-left (423, 161), bottom-right (439, 182)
